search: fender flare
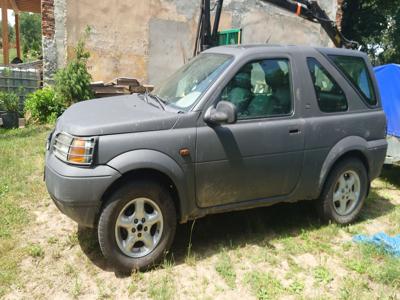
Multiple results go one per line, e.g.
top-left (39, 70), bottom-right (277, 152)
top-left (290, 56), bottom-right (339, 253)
top-left (106, 149), bottom-right (189, 215)
top-left (319, 136), bottom-right (370, 192)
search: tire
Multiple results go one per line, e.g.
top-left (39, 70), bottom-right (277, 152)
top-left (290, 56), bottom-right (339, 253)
top-left (316, 157), bottom-right (368, 224)
top-left (98, 180), bottom-right (176, 273)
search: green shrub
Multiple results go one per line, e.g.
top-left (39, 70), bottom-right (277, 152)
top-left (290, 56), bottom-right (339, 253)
top-left (54, 26), bottom-right (93, 106)
top-left (24, 87), bottom-right (65, 124)
top-left (0, 91), bottom-right (19, 112)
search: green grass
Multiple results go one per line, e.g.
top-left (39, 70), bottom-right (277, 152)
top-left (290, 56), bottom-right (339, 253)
top-left (0, 126), bottom-right (50, 297)
top-left (0, 48), bottom-right (17, 64)
top-left (0, 48), bottom-right (41, 64)
top-left (148, 273), bottom-right (175, 300)
top-left (346, 243), bottom-right (400, 287)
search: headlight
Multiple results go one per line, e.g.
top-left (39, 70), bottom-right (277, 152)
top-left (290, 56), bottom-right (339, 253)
top-left (53, 132), bottom-right (96, 165)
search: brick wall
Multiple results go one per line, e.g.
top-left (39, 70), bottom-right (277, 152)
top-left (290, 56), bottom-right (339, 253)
top-left (42, 0), bottom-right (55, 39)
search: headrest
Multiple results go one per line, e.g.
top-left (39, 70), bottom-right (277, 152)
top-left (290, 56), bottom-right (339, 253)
top-left (261, 61), bottom-right (287, 89)
top-left (233, 72), bottom-right (251, 89)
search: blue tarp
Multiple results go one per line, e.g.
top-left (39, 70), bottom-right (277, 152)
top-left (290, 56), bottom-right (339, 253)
top-left (374, 64), bottom-right (400, 138)
top-left (353, 232), bottom-right (400, 257)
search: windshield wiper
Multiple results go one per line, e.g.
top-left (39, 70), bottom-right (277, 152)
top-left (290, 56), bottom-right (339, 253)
top-left (145, 91), bottom-right (166, 111)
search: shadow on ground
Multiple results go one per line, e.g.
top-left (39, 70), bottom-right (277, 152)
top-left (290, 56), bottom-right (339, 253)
top-left (77, 173), bottom-right (397, 275)
top-left (380, 165), bottom-right (400, 188)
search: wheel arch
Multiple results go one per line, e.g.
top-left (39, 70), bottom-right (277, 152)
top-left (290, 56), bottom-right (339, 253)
top-left (319, 136), bottom-right (371, 196)
top-left (100, 149), bottom-right (190, 223)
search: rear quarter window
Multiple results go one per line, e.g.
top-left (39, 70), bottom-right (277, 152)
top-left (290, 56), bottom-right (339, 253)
top-left (328, 55), bottom-right (377, 106)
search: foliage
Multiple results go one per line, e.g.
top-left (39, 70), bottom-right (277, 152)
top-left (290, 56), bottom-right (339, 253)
top-left (20, 12), bottom-right (42, 60)
top-left (0, 91), bottom-right (19, 112)
top-left (0, 23), bottom-right (15, 47)
top-left (341, 0), bottom-right (400, 65)
top-left (54, 27), bottom-right (93, 106)
top-left (24, 87), bottom-right (65, 124)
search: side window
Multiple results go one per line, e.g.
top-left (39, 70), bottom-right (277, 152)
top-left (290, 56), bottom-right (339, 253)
top-left (221, 58), bottom-right (292, 119)
top-left (307, 58), bottom-right (348, 113)
top-left (328, 55), bottom-right (377, 106)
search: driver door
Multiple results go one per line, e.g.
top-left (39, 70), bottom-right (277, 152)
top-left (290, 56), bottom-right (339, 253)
top-left (195, 58), bottom-right (305, 207)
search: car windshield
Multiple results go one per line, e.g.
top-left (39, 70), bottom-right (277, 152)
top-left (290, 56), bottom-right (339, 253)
top-left (151, 53), bottom-right (233, 111)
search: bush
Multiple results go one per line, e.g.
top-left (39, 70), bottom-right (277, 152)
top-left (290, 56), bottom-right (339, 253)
top-left (0, 91), bottom-right (19, 112)
top-left (54, 27), bottom-right (93, 106)
top-left (24, 87), bottom-right (65, 124)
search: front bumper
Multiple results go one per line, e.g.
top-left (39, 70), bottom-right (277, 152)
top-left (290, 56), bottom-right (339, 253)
top-left (45, 152), bottom-right (121, 227)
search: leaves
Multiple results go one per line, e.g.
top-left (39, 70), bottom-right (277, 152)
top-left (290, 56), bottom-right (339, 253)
top-left (24, 87), bottom-right (65, 124)
top-left (341, 0), bottom-right (400, 65)
top-left (0, 92), bottom-right (19, 112)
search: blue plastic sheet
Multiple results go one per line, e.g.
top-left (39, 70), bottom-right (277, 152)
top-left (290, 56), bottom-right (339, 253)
top-left (353, 232), bottom-right (400, 257)
top-left (374, 64), bottom-right (400, 138)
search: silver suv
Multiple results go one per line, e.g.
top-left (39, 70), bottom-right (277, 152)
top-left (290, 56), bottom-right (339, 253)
top-left (45, 45), bottom-right (387, 272)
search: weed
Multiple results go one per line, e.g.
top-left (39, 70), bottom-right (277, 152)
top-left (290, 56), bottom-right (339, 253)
top-left (64, 263), bottom-right (77, 277)
top-left (313, 266), bottom-right (333, 284)
top-left (245, 271), bottom-right (284, 300)
top-left (148, 273), bottom-right (175, 300)
top-left (215, 250), bottom-right (236, 288)
top-left (288, 279), bottom-right (305, 294)
top-left (65, 232), bottom-right (79, 248)
top-left (47, 236), bottom-right (58, 245)
top-left (27, 243), bottom-right (44, 258)
top-left (185, 220), bottom-right (197, 266)
top-left (128, 271), bottom-right (144, 295)
top-left (72, 277), bottom-right (83, 298)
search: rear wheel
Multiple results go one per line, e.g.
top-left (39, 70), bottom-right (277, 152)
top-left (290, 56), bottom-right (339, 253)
top-left (98, 180), bottom-right (176, 273)
top-left (316, 158), bottom-right (368, 224)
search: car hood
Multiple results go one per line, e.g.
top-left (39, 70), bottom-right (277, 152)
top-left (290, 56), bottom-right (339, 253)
top-left (56, 94), bottom-right (179, 136)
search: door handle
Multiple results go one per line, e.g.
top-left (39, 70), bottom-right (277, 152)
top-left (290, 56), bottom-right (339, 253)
top-left (289, 128), bottom-right (300, 134)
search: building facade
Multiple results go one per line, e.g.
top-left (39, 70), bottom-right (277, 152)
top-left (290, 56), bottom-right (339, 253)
top-left (43, 0), bottom-right (341, 85)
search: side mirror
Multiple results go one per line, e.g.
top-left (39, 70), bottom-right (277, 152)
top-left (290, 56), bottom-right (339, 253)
top-left (204, 101), bottom-right (237, 125)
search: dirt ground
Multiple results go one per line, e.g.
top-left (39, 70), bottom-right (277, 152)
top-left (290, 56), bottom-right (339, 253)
top-left (1, 127), bottom-right (399, 299)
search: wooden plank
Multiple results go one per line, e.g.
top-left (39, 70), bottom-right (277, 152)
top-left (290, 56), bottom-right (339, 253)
top-left (15, 13), bottom-right (21, 59)
top-left (2, 3), bottom-right (9, 64)
top-left (114, 77), bottom-right (140, 87)
top-left (0, 0), bottom-right (40, 13)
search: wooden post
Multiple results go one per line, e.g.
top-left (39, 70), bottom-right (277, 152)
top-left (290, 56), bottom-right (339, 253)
top-left (15, 13), bottom-right (20, 59)
top-left (1, 2), bottom-right (9, 64)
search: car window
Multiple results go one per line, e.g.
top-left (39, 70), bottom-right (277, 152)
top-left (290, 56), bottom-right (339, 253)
top-left (307, 58), bottom-right (348, 113)
top-left (328, 55), bottom-right (377, 106)
top-left (221, 58), bottom-right (292, 119)
top-left (152, 53), bottom-right (233, 111)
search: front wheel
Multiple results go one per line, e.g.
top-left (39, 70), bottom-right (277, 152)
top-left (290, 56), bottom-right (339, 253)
top-left (316, 158), bottom-right (368, 224)
top-left (98, 180), bottom-right (176, 273)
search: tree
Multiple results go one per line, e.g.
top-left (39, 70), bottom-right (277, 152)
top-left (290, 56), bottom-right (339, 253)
top-left (0, 23), bottom-right (15, 47)
top-left (19, 12), bottom-right (41, 59)
top-left (54, 27), bottom-right (93, 105)
top-left (341, 0), bottom-right (400, 65)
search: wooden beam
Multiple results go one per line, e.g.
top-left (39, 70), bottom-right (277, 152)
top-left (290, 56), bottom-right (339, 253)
top-left (2, 3), bottom-right (9, 64)
top-left (9, 0), bottom-right (20, 13)
top-left (0, 0), bottom-right (40, 13)
top-left (15, 13), bottom-right (20, 59)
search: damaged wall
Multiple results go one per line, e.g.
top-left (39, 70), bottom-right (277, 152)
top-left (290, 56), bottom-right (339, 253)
top-left (46, 0), bottom-right (339, 85)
